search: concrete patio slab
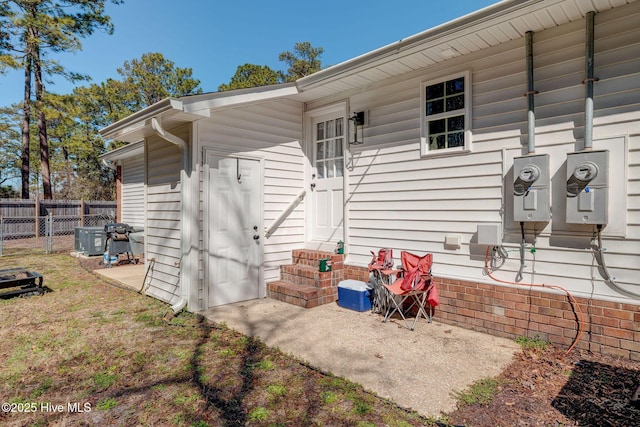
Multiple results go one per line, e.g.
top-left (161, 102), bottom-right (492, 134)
top-left (91, 260), bottom-right (521, 417)
top-left (93, 262), bottom-right (146, 292)
top-left (200, 298), bottom-right (520, 418)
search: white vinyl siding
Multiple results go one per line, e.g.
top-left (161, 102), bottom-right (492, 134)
top-left (195, 99), bottom-right (305, 310)
top-left (143, 129), bottom-right (185, 305)
top-left (120, 155), bottom-right (145, 228)
top-left (344, 2), bottom-right (640, 303)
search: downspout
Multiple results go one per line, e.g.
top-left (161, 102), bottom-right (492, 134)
top-left (102, 159), bottom-right (116, 170)
top-left (525, 31), bottom-right (537, 154)
top-left (151, 116), bottom-right (188, 314)
top-left (584, 11), bottom-right (596, 150)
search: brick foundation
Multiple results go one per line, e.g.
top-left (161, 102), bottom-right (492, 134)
top-left (343, 265), bottom-right (640, 361)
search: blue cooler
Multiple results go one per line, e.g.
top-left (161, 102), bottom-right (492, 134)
top-left (337, 280), bottom-right (371, 312)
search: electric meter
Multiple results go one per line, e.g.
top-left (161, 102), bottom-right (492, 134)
top-left (572, 161), bottom-right (598, 182)
top-left (518, 165), bottom-right (541, 184)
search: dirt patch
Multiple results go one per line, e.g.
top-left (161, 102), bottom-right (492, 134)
top-left (448, 347), bottom-right (640, 426)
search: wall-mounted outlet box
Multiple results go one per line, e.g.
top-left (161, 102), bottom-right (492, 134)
top-left (444, 234), bottom-right (462, 249)
top-left (477, 224), bottom-right (502, 246)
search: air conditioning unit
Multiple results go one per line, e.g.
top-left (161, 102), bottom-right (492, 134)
top-left (74, 226), bottom-right (106, 256)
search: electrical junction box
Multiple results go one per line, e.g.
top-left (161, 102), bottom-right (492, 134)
top-left (513, 154), bottom-right (550, 222)
top-left (566, 150), bottom-right (609, 224)
top-left (477, 223), bottom-right (502, 246)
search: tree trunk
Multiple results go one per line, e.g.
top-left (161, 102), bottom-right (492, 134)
top-left (21, 54), bottom-right (32, 200)
top-left (34, 44), bottom-right (52, 200)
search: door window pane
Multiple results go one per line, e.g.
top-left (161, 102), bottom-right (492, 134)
top-left (316, 161), bottom-right (325, 179)
top-left (326, 120), bottom-right (335, 138)
top-left (316, 141), bottom-right (324, 160)
top-left (336, 118), bottom-right (343, 137)
top-left (326, 140), bottom-right (334, 159)
top-left (335, 158), bottom-right (344, 177)
top-left (335, 139), bottom-right (343, 158)
top-left (316, 122), bottom-right (324, 140)
top-left (327, 160), bottom-right (335, 178)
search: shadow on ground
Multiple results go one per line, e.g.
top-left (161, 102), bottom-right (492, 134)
top-left (552, 359), bottom-right (640, 426)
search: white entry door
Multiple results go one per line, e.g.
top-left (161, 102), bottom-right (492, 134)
top-left (206, 154), bottom-right (262, 307)
top-left (311, 113), bottom-right (345, 242)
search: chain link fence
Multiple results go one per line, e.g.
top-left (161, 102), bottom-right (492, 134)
top-left (0, 213), bottom-right (114, 256)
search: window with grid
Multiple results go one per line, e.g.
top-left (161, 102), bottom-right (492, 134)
top-left (422, 72), bottom-right (471, 154)
top-left (315, 117), bottom-right (344, 179)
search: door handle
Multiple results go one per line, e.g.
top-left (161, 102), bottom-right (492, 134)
top-left (253, 234), bottom-right (260, 240)
top-left (310, 183), bottom-right (316, 190)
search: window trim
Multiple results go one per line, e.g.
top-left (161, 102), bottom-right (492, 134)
top-left (420, 70), bottom-right (472, 156)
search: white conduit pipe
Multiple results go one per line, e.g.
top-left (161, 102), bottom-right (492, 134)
top-left (151, 116), bottom-right (188, 314)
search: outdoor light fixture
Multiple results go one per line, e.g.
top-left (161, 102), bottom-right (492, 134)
top-left (349, 111), bottom-right (365, 145)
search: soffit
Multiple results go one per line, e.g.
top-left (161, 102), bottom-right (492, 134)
top-left (294, 0), bottom-right (636, 102)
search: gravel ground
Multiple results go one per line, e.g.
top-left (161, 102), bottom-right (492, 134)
top-left (199, 298), bottom-right (521, 418)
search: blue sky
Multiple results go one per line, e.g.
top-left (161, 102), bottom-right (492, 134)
top-left (0, 0), bottom-right (497, 107)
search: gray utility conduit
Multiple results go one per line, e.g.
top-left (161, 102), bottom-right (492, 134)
top-left (593, 225), bottom-right (640, 299)
top-left (151, 116), bottom-right (188, 314)
top-left (515, 222), bottom-right (526, 283)
top-left (516, 32), bottom-right (537, 281)
top-left (525, 31), bottom-right (537, 155)
top-left (583, 11), bottom-right (597, 150)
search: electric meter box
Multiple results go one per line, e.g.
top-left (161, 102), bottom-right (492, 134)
top-left (513, 154), bottom-right (550, 222)
top-left (566, 150), bottom-right (609, 225)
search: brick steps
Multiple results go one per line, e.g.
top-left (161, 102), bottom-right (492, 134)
top-left (266, 281), bottom-right (337, 308)
top-left (267, 249), bottom-right (344, 308)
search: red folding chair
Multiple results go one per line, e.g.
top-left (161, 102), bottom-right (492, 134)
top-left (382, 251), bottom-right (438, 330)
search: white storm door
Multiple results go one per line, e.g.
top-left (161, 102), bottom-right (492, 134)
top-left (206, 155), bottom-right (262, 307)
top-left (311, 114), bottom-right (345, 242)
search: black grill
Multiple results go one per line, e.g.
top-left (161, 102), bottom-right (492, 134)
top-left (104, 223), bottom-right (134, 235)
top-left (103, 223), bottom-right (136, 268)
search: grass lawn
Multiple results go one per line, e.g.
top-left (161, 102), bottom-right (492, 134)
top-left (0, 252), bottom-right (438, 426)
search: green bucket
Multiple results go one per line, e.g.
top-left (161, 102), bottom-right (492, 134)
top-left (319, 258), bottom-right (332, 272)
